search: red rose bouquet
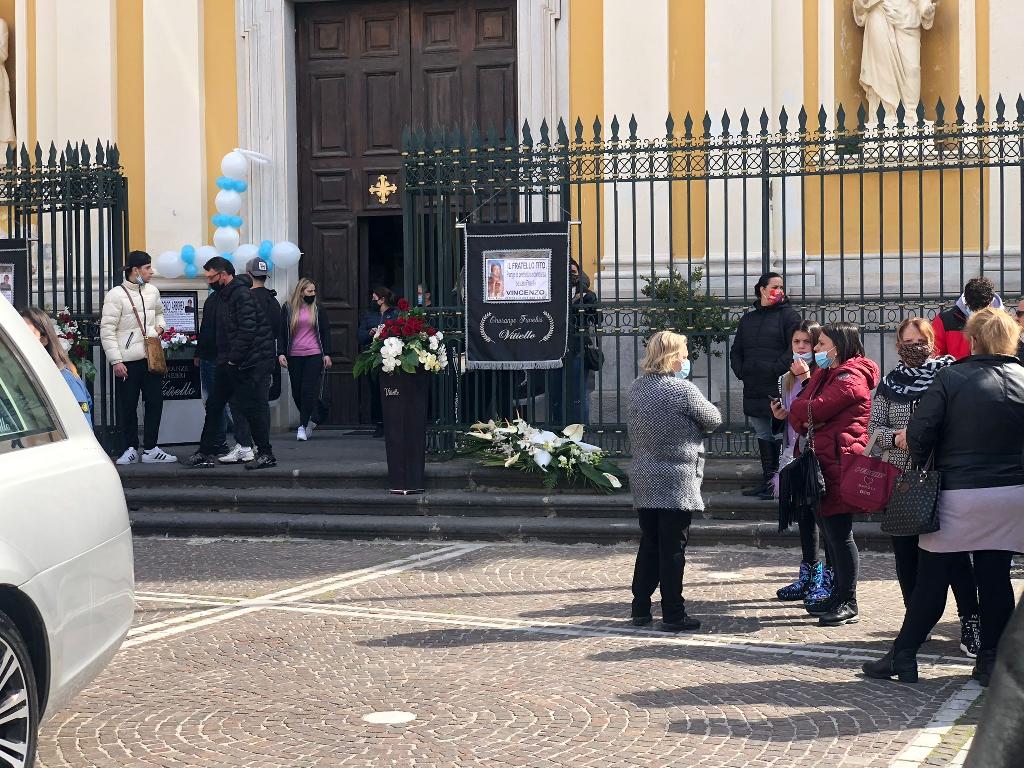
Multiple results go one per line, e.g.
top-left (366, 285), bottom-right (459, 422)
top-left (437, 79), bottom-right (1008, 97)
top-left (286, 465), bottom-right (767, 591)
top-left (353, 298), bottom-right (448, 377)
top-left (52, 308), bottom-right (97, 383)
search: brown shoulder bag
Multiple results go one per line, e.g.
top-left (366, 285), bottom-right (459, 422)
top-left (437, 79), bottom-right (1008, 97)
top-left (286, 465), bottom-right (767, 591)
top-left (122, 286), bottom-right (167, 375)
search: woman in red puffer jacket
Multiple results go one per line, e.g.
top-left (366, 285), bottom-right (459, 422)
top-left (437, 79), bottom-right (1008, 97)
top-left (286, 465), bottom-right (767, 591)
top-left (788, 323), bottom-right (879, 629)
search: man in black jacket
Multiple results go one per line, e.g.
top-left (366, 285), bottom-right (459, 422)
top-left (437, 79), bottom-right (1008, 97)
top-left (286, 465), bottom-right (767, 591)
top-left (183, 257), bottom-right (277, 469)
top-left (193, 289), bottom-right (232, 455)
top-left (246, 257), bottom-right (283, 401)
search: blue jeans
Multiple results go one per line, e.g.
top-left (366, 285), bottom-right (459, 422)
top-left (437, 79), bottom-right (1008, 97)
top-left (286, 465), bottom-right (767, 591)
top-left (199, 359), bottom-right (233, 444)
top-left (749, 415), bottom-right (779, 442)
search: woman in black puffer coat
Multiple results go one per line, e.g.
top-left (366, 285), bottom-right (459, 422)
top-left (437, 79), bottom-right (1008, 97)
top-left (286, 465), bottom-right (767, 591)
top-left (729, 272), bottom-right (802, 498)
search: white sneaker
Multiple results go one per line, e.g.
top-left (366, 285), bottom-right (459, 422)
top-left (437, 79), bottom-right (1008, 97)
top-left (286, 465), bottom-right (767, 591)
top-left (218, 445), bottom-right (255, 464)
top-left (296, 426), bottom-right (307, 441)
top-left (306, 421), bottom-right (317, 438)
top-left (141, 446), bottom-right (178, 464)
top-left (115, 447), bottom-right (139, 465)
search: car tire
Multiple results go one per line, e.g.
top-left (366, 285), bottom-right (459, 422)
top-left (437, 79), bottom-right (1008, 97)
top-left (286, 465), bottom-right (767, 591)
top-left (0, 610), bottom-right (39, 768)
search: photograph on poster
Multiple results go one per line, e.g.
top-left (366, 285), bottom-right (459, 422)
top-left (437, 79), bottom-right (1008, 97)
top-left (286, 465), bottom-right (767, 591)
top-left (483, 250), bottom-right (551, 303)
top-left (161, 293), bottom-right (198, 334)
top-left (0, 264), bottom-right (12, 305)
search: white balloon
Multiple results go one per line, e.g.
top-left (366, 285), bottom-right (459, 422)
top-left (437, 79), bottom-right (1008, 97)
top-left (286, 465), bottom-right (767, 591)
top-left (221, 151), bottom-right (247, 180)
top-left (196, 245), bottom-right (220, 268)
top-left (155, 250), bottom-right (184, 279)
top-left (271, 240), bottom-right (302, 269)
top-left (215, 189), bottom-right (242, 216)
top-left (213, 227), bottom-right (240, 254)
top-left (231, 249), bottom-right (253, 275)
top-left (234, 243), bottom-right (259, 264)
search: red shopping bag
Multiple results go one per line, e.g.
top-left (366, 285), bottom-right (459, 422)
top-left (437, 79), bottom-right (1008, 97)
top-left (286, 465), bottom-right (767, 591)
top-left (839, 432), bottom-right (902, 512)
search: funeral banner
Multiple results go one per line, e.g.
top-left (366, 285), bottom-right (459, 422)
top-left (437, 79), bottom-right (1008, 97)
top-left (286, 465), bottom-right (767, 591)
top-left (463, 222), bottom-right (570, 370)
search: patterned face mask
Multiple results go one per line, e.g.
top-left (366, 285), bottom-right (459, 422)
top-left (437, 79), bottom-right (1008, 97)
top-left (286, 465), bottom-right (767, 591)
top-left (896, 340), bottom-right (932, 368)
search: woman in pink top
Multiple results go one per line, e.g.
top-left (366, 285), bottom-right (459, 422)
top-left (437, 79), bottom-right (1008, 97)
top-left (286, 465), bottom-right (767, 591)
top-left (279, 278), bottom-right (333, 440)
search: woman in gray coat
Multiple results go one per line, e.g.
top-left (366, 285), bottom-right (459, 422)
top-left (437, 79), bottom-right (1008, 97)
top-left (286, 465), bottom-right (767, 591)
top-left (628, 331), bottom-right (723, 631)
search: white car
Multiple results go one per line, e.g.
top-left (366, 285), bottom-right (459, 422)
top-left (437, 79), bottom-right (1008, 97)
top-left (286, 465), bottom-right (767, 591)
top-left (0, 297), bottom-right (134, 766)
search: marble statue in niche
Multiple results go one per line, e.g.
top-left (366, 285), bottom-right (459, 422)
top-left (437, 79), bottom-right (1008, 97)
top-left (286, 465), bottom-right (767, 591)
top-left (853, 0), bottom-right (937, 117)
top-left (0, 20), bottom-right (14, 144)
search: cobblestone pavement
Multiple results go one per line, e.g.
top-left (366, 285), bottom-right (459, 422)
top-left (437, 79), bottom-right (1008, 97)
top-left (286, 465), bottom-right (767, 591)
top-left (36, 538), bottom-right (1018, 767)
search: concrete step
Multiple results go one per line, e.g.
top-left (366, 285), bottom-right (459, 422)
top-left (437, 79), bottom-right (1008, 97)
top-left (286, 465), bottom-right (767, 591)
top-left (122, 487), bottom-right (785, 521)
top-left (128, 510), bottom-right (889, 549)
top-left (117, 458), bottom-right (764, 494)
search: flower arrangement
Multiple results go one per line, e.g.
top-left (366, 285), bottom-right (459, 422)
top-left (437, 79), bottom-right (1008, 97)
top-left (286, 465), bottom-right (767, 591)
top-left (52, 308), bottom-right (97, 383)
top-left (160, 327), bottom-right (198, 352)
top-left (353, 298), bottom-right (449, 377)
top-left (460, 418), bottom-right (626, 493)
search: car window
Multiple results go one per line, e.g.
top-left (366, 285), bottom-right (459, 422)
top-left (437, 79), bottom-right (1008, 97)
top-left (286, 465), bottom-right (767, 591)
top-left (0, 329), bottom-right (64, 454)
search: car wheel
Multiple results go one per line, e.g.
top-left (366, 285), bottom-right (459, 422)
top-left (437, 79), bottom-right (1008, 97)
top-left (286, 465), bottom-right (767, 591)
top-left (0, 610), bottom-right (38, 768)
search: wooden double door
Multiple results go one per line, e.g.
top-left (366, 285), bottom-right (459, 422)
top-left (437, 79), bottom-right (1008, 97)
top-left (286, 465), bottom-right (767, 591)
top-left (295, 0), bottom-right (517, 424)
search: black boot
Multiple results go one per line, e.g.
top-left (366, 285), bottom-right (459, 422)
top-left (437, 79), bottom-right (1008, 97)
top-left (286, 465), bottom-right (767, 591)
top-left (863, 647), bottom-right (919, 683)
top-left (972, 649), bottom-right (997, 687)
top-left (758, 438), bottom-right (782, 500)
top-left (743, 439), bottom-right (775, 496)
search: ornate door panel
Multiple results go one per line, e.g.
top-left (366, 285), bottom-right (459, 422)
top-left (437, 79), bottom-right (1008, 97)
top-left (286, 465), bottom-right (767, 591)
top-left (296, 0), bottom-right (515, 424)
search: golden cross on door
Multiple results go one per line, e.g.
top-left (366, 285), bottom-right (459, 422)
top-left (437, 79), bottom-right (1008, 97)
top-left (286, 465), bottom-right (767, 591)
top-left (369, 174), bottom-right (398, 204)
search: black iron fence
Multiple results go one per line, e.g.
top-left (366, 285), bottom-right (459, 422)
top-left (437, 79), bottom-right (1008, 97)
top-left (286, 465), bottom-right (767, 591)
top-left (6, 141), bottom-right (129, 447)
top-left (407, 97), bottom-right (1024, 455)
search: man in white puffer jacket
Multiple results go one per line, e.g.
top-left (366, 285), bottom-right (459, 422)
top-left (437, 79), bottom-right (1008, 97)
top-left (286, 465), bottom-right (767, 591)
top-left (100, 250), bottom-right (177, 464)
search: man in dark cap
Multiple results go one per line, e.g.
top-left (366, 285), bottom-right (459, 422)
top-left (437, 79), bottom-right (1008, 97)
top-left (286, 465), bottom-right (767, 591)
top-left (99, 249), bottom-right (177, 464)
top-left (182, 257), bottom-right (277, 469)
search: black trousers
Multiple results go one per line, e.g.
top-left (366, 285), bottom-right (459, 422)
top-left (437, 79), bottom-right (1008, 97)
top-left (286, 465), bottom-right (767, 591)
top-left (799, 508), bottom-right (820, 564)
top-left (287, 354), bottom-right (323, 427)
top-left (631, 509), bottom-right (693, 623)
top-left (199, 364), bottom-right (272, 457)
top-left (818, 513), bottom-right (858, 603)
top-left (116, 359), bottom-right (164, 452)
top-left (891, 536), bottom-right (979, 616)
top-left (895, 550), bottom-right (1014, 653)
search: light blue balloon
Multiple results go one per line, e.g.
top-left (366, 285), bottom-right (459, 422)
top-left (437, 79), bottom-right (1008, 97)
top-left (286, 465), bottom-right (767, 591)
top-left (258, 240), bottom-right (273, 259)
top-left (216, 176), bottom-right (233, 191)
top-left (233, 179), bottom-right (248, 193)
top-left (183, 263), bottom-right (199, 279)
top-left (264, 256), bottom-right (274, 272)
top-left (181, 244), bottom-right (196, 264)
top-left (230, 215), bottom-right (243, 228)
top-left (211, 214), bottom-right (225, 228)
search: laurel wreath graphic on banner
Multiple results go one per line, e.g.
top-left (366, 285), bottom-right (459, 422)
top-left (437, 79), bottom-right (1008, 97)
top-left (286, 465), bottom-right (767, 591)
top-left (479, 312), bottom-right (556, 344)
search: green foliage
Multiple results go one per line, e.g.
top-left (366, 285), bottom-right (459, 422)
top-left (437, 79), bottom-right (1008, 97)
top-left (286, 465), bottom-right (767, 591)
top-left (640, 267), bottom-right (734, 361)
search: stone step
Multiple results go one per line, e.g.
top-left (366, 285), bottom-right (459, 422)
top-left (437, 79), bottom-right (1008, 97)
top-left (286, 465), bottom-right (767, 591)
top-left (128, 510), bottom-right (889, 549)
top-left (122, 487), bottom-right (786, 521)
top-left (117, 458), bottom-right (764, 494)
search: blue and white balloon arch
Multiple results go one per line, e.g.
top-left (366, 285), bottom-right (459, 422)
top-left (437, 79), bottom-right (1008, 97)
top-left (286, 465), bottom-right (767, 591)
top-left (154, 148), bottom-right (302, 279)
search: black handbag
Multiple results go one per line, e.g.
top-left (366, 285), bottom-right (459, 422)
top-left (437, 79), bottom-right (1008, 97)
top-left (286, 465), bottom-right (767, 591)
top-left (582, 331), bottom-right (604, 372)
top-left (880, 451), bottom-right (941, 536)
top-left (777, 403), bottom-right (826, 531)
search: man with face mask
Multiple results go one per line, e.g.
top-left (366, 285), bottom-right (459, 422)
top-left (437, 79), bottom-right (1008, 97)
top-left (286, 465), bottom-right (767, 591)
top-left (933, 277), bottom-right (1004, 360)
top-left (182, 257), bottom-right (278, 469)
top-left (100, 249), bottom-right (177, 465)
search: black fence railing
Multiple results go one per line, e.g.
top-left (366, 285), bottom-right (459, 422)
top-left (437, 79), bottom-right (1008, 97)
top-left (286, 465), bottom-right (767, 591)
top-left (406, 97), bottom-right (1024, 456)
top-left (7, 141), bottom-right (129, 449)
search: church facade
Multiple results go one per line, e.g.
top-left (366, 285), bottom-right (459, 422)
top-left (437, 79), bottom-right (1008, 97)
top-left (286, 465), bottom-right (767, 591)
top-left (2, 1), bottom-right (1022, 427)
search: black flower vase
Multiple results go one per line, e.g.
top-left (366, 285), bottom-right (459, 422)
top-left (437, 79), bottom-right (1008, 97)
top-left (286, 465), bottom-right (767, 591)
top-left (379, 370), bottom-right (430, 494)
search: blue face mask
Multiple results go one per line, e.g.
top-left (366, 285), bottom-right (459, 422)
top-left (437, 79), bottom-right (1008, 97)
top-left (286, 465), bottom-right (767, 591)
top-left (814, 349), bottom-right (834, 369)
top-left (674, 360), bottom-right (691, 379)
top-left (793, 352), bottom-right (814, 363)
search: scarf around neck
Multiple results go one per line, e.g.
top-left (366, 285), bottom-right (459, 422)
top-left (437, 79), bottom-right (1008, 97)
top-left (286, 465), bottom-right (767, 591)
top-left (876, 355), bottom-right (955, 403)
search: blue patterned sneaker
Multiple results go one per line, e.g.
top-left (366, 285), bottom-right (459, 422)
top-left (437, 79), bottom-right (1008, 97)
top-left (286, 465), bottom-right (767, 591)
top-left (777, 561), bottom-right (816, 601)
top-left (804, 566), bottom-right (832, 611)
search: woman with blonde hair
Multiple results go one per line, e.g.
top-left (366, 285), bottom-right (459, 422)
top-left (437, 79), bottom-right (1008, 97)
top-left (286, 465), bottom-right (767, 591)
top-left (865, 308), bottom-right (1024, 687)
top-left (627, 331), bottom-right (722, 632)
top-left (868, 316), bottom-right (980, 657)
top-left (279, 278), bottom-right (333, 440)
top-left (20, 307), bottom-right (92, 423)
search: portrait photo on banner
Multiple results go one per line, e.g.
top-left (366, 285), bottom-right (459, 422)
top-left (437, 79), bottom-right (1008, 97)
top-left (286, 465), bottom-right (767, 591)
top-left (483, 251), bottom-right (552, 304)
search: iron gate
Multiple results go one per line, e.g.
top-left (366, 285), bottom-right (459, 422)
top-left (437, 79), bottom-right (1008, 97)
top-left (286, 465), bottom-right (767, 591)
top-left (4, 141), bottom-right (130, 447)
top-left (404, 98), bottom-right (1024, 455)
